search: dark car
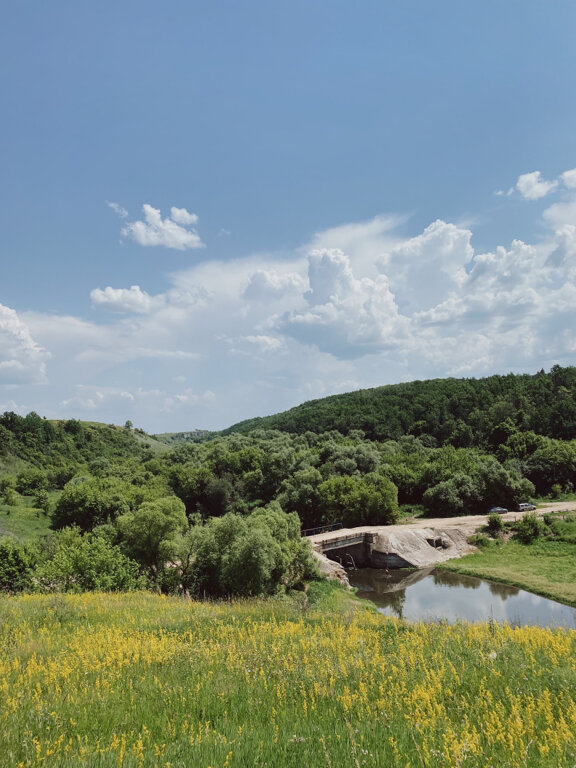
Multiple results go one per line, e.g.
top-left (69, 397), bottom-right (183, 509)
top-left (488, 506), bottom-right (508, 515)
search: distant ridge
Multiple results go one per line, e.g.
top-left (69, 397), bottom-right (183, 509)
top-left (152, 429), bottom-right (214, 446)
top-left (221, 366), bottom-right (576, 447)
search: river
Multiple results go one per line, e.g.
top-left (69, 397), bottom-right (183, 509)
top-left (348, 567), bottom-right (576, 629)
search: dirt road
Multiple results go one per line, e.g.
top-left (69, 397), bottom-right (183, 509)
top-left (311, 501), bottom-right (576, 547)
top-left (397, 500), bottom-right (576, 535)
top-left (309, 501), bottom-right (576, 576)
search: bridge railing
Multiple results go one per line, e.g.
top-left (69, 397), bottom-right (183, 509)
top-left (301, 522), bottom-right (343, 537)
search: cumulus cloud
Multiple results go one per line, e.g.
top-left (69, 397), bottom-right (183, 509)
top-left (280, 249), bottom-right (410, 359)
top-left (243, 269), bottom-right (307, 301)
top-left (417, 239), bottom-right (540, 328)
top-left (14, 181), bottom-right (576, 430)
top-left (121, 204), bottom-right (204, 250)
top-left (304, 214), bottom-right (404, 275)
top-left (561, 168), bottom-right (576, 189)
top-left (546, 225), bottom-right (576, 268)
top-left (0, 304), bottom-right (49, 384)
top-left (90, 285), bottom-right (161, 314)
top-left (516, 171), bottom-right (558, 200)
top-left (378, 220), bottom-right (473, 312)
top-left (542, 196), bottom-right (576, 229)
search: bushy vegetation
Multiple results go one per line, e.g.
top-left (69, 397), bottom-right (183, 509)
top-left (1, 590), bottom-right (576, 767)
top-left (6, 366), bottom-right (576, 598)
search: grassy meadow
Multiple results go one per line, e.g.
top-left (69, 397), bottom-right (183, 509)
top-left (439, 539), bottom-right (576, 607)
top-left (439, 513), bottom-right (576, 607)
top-left (2, 586), bottom-right (576, 768)
top-left (0, 502), bottom-right (52, 544)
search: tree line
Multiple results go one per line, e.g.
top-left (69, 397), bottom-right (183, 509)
top-left (2, 366), bottom-right (576, 597)
top-left (222, 365), bottom-right (576, 446)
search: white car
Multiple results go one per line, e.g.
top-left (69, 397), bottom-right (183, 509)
top-left (517, 502), bottom-right (536, 512)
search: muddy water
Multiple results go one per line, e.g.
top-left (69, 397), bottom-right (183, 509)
top-left (348, 568), bottom-right (576, 629)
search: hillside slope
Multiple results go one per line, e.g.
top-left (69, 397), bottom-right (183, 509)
top-left (0, 412), bottom-right (168, 473)
top-left (222, 366), bottom-right (576, 446)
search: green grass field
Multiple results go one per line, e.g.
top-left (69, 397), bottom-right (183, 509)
top-left (1, 587), bottom-right (576, 768)
top-left (0, 502), bottom-right (52, 543)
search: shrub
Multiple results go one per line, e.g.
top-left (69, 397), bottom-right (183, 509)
top-left (515, 511), bottom-right (544, 544)
top-left (35, 527), bottom-right (146, 593)
top-left (550, 483), bottom-right (562, 499)
top-left (467, 533), bottom-right (491, 548)
top-left (0, 539), bottom-right (35, 593)
top-left (486, 512), bottom-right (504, 537)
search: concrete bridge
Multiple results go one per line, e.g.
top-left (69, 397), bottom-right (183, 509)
top-left (306, 503), bottom-right (576, 581)
top-left (308, 523), bottom-right (474, 572)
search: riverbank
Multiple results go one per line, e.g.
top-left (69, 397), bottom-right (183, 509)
top-left (438, 538), bottom-right (576, 607)
top-left (312, 502), bottom-right (576, 606)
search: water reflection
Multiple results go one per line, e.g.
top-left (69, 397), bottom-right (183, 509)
top-left (348, 568), bottom-right (576, 629)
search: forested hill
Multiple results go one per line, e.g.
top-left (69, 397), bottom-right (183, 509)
top-left (222, 366), bottom-right (576, 447)
top-left (0, 412), bottom-right (168, 473)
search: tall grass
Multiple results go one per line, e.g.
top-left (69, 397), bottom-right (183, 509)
top-left (0, 503), bottom-right (52, 543)
top-left (1, 589), bottom-right (576, 767)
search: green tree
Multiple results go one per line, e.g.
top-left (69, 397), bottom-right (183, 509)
top-left (33, 489), bottom-right (50, 514)
top-left (117, 497), bottom-right (187, 575)
top-left (278, 468), bottom-right (323, 529)
top-left (52, 477), bottom-right (133, 531)
top-left (220, 526), bottom-right (283, 597)
top-left (176, 510), bottom-right (318, 598)
top-left (35, 527), bottom-right (145, 593)
top-left (0, 424), bottom-right (13, 456)
top-left (319, 473), bottom-right (398, 527)
top-left (251, 502), bottom-right (318, 589)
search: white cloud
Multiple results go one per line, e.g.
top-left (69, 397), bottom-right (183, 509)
top-left (243, 269), bottom-right (307, 301)
top-left (0, 304), bottom-right (49, 385)
top-left (107, 201), bottom-right (129, 219)
top-left (60, 385), bottom-right (215, 416)
top-left (121, 204), bottom-right (204, 250)
top-left (169, 207), bottom-right (199, 226)
top-left (242, 335), bottom-right (285, 352)
top-left (12, 188), bottom-right (576, 431)
top-left (542, 196), bottom-right (576, 229)
top-left (378, 219), bottom-right (473, 313)
top-left (546, 225), bottom-right (576, 268)
top-left (90, 285), bottom-right (161, 314)
top-left (516, 171), bottom-right (558, 200)
top-left (561, 168), bottom-right (576, 189)
top-left (166, 388), bottom-right (216, 409)
top-left (280, 249), bottom-right (410, 359)
top-left (61, 387), bottom-right (135, 412)
top-left (304, 213), bottom-right (404, 277)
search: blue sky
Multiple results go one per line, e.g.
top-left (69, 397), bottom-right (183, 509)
top-left (2, 1), bottom-right (576, 432)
